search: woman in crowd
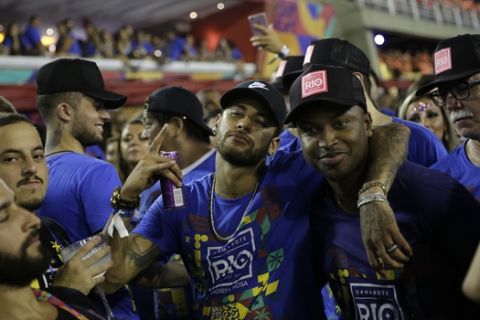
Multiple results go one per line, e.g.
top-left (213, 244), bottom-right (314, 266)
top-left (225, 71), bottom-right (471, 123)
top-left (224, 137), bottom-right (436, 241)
top-left (118, 114), bottom-right (148, 182)
top-left (399, 91), bottom-right (460, 151)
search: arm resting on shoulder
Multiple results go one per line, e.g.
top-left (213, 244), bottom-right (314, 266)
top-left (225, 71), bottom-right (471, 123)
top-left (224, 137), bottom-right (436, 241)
top-left (360, 122), bottom-right (412, 272)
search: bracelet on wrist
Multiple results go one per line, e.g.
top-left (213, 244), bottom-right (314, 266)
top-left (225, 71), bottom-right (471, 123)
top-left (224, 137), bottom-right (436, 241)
top-left (358, 180), bottom-right (387, 197)
top-left (357, 192), bottom-right (388, 209)
top-left (110, 187), bottom-right (139, 210)
top-left (278, 45), bottom-right (290, 58)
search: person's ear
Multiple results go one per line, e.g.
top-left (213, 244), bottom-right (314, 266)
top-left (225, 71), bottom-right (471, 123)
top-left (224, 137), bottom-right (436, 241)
top-left (57, 102), bottom-right (73, 122)
top-left (167, 116), bottom-right (185, 138)
top-left (268, 136), bottom-right (280, 156)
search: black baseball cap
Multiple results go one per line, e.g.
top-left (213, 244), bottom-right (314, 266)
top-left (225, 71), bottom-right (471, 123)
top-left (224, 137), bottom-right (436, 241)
top-left (145, 86), bottom-right (212, 136)
top-left (303, 38), bottom-right (371, 76)
top-left (36, 58), bottom-right (127, 109)
top-left (272, 55), bottom-right (304, 94)
top-left (286, 64), bottom-right (366, 123)
top-left (416, 34), bottom-right (480, 96)
top-left (220, 80), bottom-right (287, 128)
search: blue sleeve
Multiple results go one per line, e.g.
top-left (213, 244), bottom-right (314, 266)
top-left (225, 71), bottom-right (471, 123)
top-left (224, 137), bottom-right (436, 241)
top-left (79, 162), bottom-right (121, 234)
top-left (132, 196), bottom-right (181, 258)
top-left (394, 117), bottom-right (448, 167)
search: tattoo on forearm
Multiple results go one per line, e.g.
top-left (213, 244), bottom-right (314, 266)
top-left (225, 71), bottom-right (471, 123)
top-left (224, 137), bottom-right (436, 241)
top-left (367, 123), bottom-right (410, 188)
top-left (125, 236), bottom-right (161, 270)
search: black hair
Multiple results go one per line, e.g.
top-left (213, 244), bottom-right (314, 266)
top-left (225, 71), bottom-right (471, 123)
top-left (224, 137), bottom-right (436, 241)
top-left (0, 113), bottom-right (31, 127)
top-left (149, 112), bottom-right (210, 144)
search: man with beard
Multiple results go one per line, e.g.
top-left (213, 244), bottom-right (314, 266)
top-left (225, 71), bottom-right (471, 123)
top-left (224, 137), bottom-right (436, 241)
top-left (0, 178), bottom-right (105, 319)
top-left (102, 80), bottom-right (411, 318)
top-left (0, 113), bottom-right (112, 294)
top-left (286, 64), bottom-right (480, 319)
top-left (35, 58), bottom-right (138, 320)
top-left (416, 34), bottom-right (480, 202)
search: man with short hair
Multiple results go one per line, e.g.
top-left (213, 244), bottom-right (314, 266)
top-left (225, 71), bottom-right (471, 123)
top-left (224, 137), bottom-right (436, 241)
top-left (416, 34), bottom-right (480, 201)
top-left (287, 63), bottom-right (480, 319)
top-left (35, 58), bottom-right (138, 319)
top-left (0, 178), bottom-right (105, 319)
top-left (279, 38), bottom-right (448, 168)
top-left (136, 86), bottom-right (215, 319)
top-left (137, 86), bottom-right (215, 221)
top-left (103, 80), bottom-right (411, 318)
top-left (0, 113), bottom-right (112, 294)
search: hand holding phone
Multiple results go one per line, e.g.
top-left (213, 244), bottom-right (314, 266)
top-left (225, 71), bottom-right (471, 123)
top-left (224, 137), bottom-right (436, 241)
top-left (248, 12), bottom-right (269, 36)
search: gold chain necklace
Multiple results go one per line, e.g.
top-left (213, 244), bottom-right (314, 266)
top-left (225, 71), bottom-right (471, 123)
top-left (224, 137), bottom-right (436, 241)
top-left (209, 174), bottom-right (260, 242)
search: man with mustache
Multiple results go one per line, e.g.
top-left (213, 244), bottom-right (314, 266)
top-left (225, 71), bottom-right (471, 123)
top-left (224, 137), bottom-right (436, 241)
top-left (416, 34), bottom-right (480, 202)
top-left (102, 80), bottom-right (411, 318)
top-left (286, 64), bottom-right (480, 319)
top-left (0, 113), bottom-right (112, 295)
top-left (0, 177), bottom-right (106, 319)
top-left (34, 58), bottom-right (138, 319)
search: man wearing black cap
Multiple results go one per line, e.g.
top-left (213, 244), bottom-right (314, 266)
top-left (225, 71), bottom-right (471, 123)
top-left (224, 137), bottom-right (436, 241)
top-left (134, 86), bottom-right (215, 318)
top-left (287, 63), bottom-right (480, 319)
top-left (102, 77), bottom-right (413, 318)
top-left (283, 38), bottom-right (448, 168)
top-left (137, 86), bottom-right (215, 220)
top-left (34, 58), bottom-right (138, 320)
top-left (416, 34), bottom-right (480, 202)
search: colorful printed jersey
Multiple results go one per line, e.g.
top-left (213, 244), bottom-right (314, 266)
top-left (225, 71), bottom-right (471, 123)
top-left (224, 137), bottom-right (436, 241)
top-left (430, 140), bottom-right (480, 201)
top-left (311, 161), bottom-right (480, 320)
top-left (133, 149), bottom-right (326, 319)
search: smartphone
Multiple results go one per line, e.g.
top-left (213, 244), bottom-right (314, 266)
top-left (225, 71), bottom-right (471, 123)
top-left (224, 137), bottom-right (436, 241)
top-left (248, 12), bottom-right (269, 36)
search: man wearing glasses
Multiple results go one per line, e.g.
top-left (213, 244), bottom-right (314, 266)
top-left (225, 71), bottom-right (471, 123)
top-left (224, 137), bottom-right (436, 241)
top-left (416, 34), bottom-right (480, 202)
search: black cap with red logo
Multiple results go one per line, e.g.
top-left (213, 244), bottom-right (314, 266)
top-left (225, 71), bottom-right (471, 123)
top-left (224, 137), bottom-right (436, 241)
top-left (285, 64), bottom-right (366, 123)
top-left (416, 34), bottom-right (480, 96)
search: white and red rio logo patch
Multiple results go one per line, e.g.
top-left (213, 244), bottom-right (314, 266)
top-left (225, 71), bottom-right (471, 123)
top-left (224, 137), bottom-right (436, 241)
top-left (434, 48), bottom-right (452, 74)
top-left (302, 70), bottom-right (328, 98)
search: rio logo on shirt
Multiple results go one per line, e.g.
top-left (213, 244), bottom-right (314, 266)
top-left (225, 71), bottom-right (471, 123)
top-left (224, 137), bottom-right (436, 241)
top-left (206, 228), bottom-right (256, 292)
top-left (349, 282), bottom-right (405, 320)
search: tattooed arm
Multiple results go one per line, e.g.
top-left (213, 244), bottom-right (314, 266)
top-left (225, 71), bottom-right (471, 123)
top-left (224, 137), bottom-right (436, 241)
top-left (103, 124), bottom-right (182, 293)
top-left (360, 122), bottom-right (413, 272)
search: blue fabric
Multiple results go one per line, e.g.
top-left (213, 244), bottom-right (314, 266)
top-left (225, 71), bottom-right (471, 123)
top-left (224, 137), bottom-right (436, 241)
top-left (312, 161), bottom-right (480, 319)
top-left (133, 149), bottom-right (326, 318)
top-left (38, 152), bottom-right (139, 320)
top-left (21, 25), bottom-right (41, 50)
top-left (392, 117), bottom-right (447, 167)
top-left (85, 145), bottom-right (105, 160)
top-left (430, 141), bottom-right (480, 201)
top-left (134, 150), bottom-right (216, 319)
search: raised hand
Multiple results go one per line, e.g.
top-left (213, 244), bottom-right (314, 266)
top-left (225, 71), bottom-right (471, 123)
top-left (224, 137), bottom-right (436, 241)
top-left (249, 24), bottom-right (284, 54)
top-left (120, 124), bottom-right (182, 202)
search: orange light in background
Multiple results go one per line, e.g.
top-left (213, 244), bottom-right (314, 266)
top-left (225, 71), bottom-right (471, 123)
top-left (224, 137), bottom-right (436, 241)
top-left (0, 33), bottom-right (4, 43)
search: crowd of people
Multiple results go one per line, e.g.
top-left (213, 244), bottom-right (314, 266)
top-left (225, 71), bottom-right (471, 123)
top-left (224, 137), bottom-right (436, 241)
top-left (0, 21), bottom-right (480, 320)
top-left (0, 15), bottom-right (243, 62)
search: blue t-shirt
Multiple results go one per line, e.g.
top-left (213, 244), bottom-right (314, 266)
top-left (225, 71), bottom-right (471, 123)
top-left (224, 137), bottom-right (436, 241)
top-left (133, 149), bottom-right (325, 319)
top-left (38, 152), bottom-right (138, 320)
top-left (21, 25), bottom-right (41, 50)
top-left (393, 117), bottom-right (447, 167)
top-left (430, 141), bottom-right (480, 201)
top-left (312, 161), bottom-right (480, 319)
